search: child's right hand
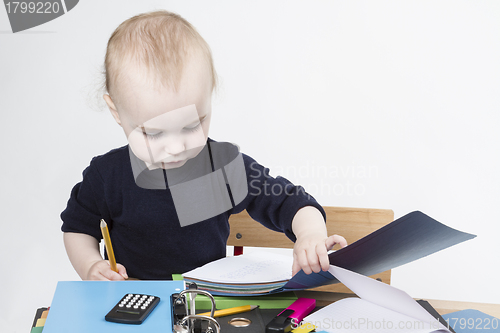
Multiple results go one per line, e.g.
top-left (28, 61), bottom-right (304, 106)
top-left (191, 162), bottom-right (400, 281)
top-left (86, 259), bottom-right (129, 280)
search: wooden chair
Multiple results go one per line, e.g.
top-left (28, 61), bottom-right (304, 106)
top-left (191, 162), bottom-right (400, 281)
top-left (227, 206), bottom-right (394, 293)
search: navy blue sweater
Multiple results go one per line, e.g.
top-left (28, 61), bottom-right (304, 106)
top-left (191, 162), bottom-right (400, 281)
top-left (61, 141), bottom-right (325, 280)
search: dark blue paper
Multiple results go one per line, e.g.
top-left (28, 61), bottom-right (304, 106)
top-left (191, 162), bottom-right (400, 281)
top-left (283, 211), bottom-right (476, 290)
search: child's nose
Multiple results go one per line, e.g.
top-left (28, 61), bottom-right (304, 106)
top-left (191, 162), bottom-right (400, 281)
top-left (163, 138), bottom-right (185, 156)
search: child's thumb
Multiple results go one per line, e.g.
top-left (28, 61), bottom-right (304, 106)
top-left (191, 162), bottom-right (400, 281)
top-left (117, 263), bottom-right (129, 279)
top-left (325, 234), bottom-right (348, 250)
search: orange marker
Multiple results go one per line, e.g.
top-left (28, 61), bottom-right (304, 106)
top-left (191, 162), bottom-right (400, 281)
top-left (198, 305), bottom-right (258, 318)
top-left (100, 219), bottom-right (118, 273)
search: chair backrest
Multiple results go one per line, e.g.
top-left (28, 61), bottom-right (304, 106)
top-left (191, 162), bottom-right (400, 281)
top-left (227, 206), bottom-right (394, 293)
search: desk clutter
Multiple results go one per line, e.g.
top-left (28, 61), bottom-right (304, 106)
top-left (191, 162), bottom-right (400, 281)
top-left (32, 279), bottom-right (500, 333)
top-left (36, 210), bottom-right (488, 333)
top-left (35, 280), bottom-right (307, 333)
top-left (30, 307), bottom-right (48, 333)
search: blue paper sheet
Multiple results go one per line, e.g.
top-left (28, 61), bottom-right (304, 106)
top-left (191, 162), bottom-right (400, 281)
top-left (441, 309), bottom-right (500, 333)
top-left (43, 280), bottom-right (185, 333)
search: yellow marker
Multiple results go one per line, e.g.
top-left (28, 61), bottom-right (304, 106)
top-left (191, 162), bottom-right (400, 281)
top-left (198, 305), bottom-right (258, 318)
top-left (292, 323), bottom-right (316, 333)
top-left (100, 219), bottom-right (118, 273)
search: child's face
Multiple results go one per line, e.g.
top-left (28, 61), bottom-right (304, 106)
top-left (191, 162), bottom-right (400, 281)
top-left (105, 57), bottom-right (212, 170)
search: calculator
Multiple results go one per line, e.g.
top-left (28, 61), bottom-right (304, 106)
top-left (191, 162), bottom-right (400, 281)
top-left (105, 293), bottom-right (160, 324)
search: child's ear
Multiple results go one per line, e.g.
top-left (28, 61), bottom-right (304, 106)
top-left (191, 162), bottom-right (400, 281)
top-left (103, 94), bottom-right (122, 126)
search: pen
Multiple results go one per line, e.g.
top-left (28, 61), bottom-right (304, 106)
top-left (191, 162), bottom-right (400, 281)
top-left (198, 305), bottom-right (258, 318)
top-left (100, 219), bottom-right (118, 273)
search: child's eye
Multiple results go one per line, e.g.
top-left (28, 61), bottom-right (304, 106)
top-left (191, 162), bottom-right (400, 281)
top-left (184, 122), bottom-right (201, 133)
top-left (140, 126), bottom-right (163, 140)
top-left (144, 132), bottom-right (163, 140)
top-left (184, 116), bottom-right (207, 133)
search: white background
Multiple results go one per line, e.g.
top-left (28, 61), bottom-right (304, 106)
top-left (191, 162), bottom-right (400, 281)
top-left (1, 1), bottom-right (499, 331)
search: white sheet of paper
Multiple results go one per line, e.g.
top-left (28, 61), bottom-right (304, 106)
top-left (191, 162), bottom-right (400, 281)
top-left (182, 251), bottom-right (293, 284)
top-left (303, 265), bottom-right (450, 333)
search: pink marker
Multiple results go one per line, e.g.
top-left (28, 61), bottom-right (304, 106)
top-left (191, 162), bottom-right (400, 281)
top-left (265, 298), bottom-right (316, 333)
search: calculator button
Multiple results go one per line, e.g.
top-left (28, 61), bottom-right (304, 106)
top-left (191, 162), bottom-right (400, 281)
top-left (106, 293), bottom-right (160, 325)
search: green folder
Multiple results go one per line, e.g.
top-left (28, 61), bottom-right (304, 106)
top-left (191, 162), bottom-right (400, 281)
top-left (194, 291), bottom-right (297, 309)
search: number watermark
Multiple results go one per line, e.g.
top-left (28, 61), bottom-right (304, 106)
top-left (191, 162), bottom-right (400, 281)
top-left (3, 0), bottom-right (79, 33)
top-left (446, 317), bottom-right (499, 330)
top-left (5, 2), bottom-right (60, 14)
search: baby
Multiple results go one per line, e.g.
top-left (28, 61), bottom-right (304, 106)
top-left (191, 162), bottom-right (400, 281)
top-left (61, 10), bottom-right (347, 281)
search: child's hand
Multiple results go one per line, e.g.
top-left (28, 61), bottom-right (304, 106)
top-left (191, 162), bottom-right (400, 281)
top-left (292, 232), bottom-right (347, 276)
top-left (290, 206), bottom-right (348, 276)
top-left (86, 259), bottom-right (129, 280)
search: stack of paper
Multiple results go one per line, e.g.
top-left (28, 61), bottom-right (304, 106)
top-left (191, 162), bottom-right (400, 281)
top-left (183, 251), bottom-right (293, 295)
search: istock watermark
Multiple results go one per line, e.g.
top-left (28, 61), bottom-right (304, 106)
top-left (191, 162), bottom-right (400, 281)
top-left (3, 0), bottom-right (79, 33)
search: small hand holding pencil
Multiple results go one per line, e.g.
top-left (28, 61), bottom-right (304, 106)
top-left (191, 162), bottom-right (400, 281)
top-left (99, 219), bottom-right (128, 280)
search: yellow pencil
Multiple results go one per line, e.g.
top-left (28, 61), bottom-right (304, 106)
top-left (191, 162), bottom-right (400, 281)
top-left (100, 219), bottom-right (118, 273)
top-left (198, 305), bottom-right (258, 318)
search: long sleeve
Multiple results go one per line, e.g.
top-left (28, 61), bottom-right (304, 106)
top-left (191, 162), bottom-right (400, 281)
top-left (232, 153), bottom-right (326, 242)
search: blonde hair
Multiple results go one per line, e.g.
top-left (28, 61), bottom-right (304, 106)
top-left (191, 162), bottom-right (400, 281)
top-left (104, 10), bottom-right (217, 99)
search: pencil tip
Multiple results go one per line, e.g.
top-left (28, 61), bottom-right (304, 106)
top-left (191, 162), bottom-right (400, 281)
top-left (100, 219), bottom-right (107, 227)
top-left (251, 305), bottom-right (259, 310)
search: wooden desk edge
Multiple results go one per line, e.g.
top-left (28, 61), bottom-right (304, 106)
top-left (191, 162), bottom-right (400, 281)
top-left (425, 298), bottom-right (500, 318)
top-left (294, 290), bottom-right (500, 318)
